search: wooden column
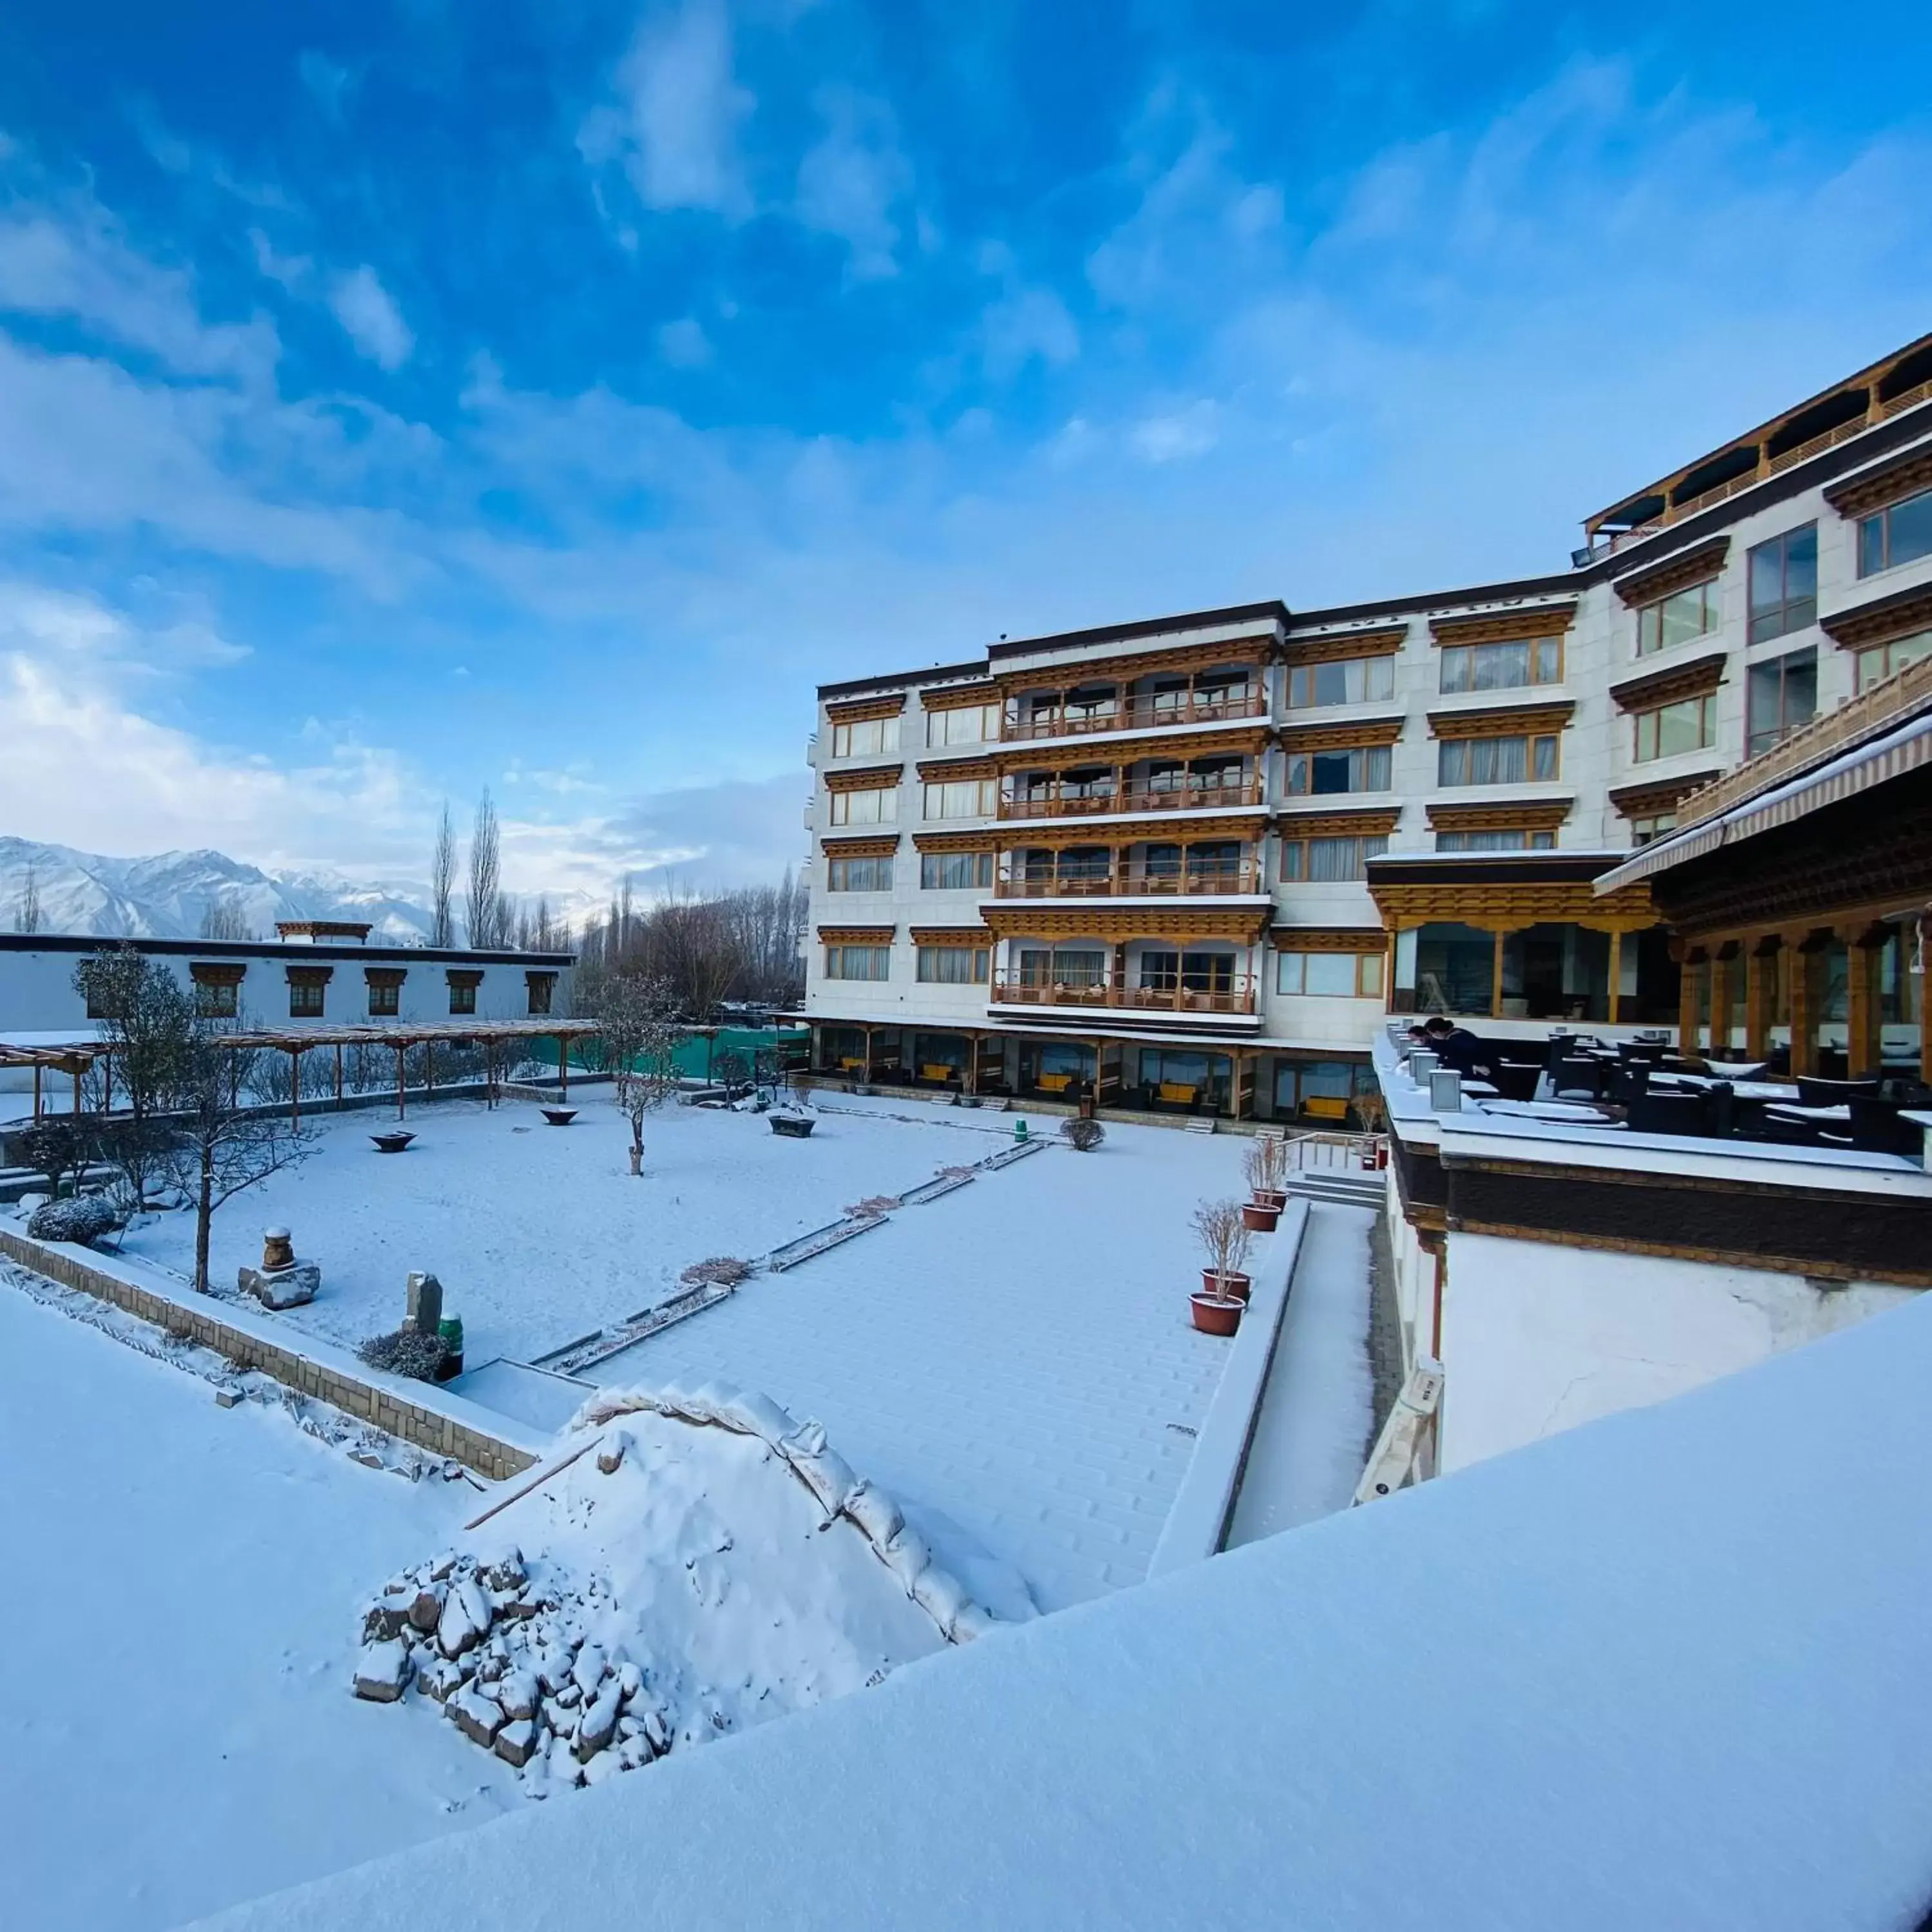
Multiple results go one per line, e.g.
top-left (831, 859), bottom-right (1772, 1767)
top-left (1788, 933), bottom-right (1821, 1079)
top-left (32, 1063), bottom-right (42, 1119)
top-left (968, 1032), bottom-right (981, 1097)
top-left (334, 1042), bottom-right (345, 1104)
top-left (102, 1051), bottom-right (112, 1114)
top-left (860, 1025), bottom-right (874, 1081)
top-left (1490, 929), bottom-right (1506, 1020)
top-left (1606, 927), bottom-right (1624, 1027)
top-left (395, 1043), bottom-right (407, 1120)
top-left (71, 1063), bottom-right (82, 1116)
top-left (288, 1050), bottom-right (301, 1126)
top-left (558, 1033), bottom-right (569, 1095)
top-left (1744, 940), bottom-right (1779, 1062)
top-left (1677, 951), bottom-right (1702, 1054)
top-left (426, 1040), bottom-right (436, 1101)
top-left (1707, 949), bottom-right (1734, 1057)
top-left (1844, 925), bottom-right (1885, 1080)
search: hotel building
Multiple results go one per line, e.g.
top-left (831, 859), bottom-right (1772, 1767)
top-left (802, 332), bottom-right (1932, 1122)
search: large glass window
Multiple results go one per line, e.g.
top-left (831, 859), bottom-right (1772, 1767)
top-left (925, 702), bottom-right (1001, 746)
top-left (1276, 951), bottom-right (1382, 997)
top-left (1273, 1057), bottom-right (1375, 1122)
top-left (920, 850), bottom-right (993, 890)
top-left (1438, 637), bottom-right (1563, 693)
top-left (1289, 656), bottom-right (1396, 707)
top-left (829, 786), bottom-right (896, 826)
top-left (1746, 647), bottom-right (1817, 757)
top-left (1285, 744), bottom-right (1392, 795)
top-left (916, 945), bottom-right (989, 984)
top-left (1632, 695), bottom-right (1717, 762)
top-left (830, 715), bottom-right (900, 758)
top-left (1016, 947), bottom-right (1106, 987)
top-left (1630, 812), bottom-right (1676, 846)
top-left (923, 778), bottom-right (997, 820)
top-left (1436, 734), bottom-right (1560, 786)
top-left (1138, 949), bottom-right (1235, 992)
top-left (1747, 523), bottom-right (1817, 644)
top-left (824, 945), bottom-right (891, 981)
top-left (1858, 487), bottom-right (1932, 577)
top-left (1636, 580), bottom-right (1719, 655)
top-left (1278, 833), bottom-right (1388, 882)
top-left (827, 854), bottom-right (892, 892)
top-left (1435, 828), bottom-right (1556, 852)
top-left (1853, 628), bottom-right (1932, 692)
top-left (1414, 922), bottom-right (1496, 1014)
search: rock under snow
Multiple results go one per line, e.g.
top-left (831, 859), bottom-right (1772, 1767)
top-left (352, 1640), bottom-right (412, 1703)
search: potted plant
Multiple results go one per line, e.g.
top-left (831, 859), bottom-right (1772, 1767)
top-left (1189, 1199), bottom-right (1254, 1335)
top-left (1244, 1133), bottom-right (1290, 1226)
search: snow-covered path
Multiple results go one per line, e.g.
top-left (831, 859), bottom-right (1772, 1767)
top-left (0, 1278), bottom-right (518, 1932)
top-left (1226, 1202), bottom-right (1375, 1545)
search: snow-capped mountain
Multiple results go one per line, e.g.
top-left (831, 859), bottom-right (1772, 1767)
top-left (0, 838), bottom-right (436, 943)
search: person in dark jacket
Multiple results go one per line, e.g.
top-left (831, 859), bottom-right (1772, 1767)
top-left (1422, 1015), bottom-right (1493, 1079)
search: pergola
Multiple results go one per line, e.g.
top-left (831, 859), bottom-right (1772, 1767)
top-left (1, 1019), bottom-right (603, 1125)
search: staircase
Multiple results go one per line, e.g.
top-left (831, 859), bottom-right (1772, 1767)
top-left (1282, 1167), bottom-right (1387, 1209)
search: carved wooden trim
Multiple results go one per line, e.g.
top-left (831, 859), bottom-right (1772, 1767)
top-left (1610, 536), bottom-right (1731, 607)
top-left (1268, 927), bottom-right (1388, 953)
top-left (995, 634), bottom-right (1276, 693)
top-left (188, 962), bottom-right (247, 985)
top-left (445, 969), bottom-right (485, 989)
top-left (819, 834), bottom-right (902, 859)
top-left (1276, 716), bottom-right (1403, 754)
top-left (1819, 581), bottom-right (1932, 649)
top-left (909, 927), bottom-right (995, 946)
top-left (1368, 876), bottom-right (1657, 933)
top-left (1823, 445), bottom-right (1932, 518)
top-left (822, 763), bottom-right (904, 793)
top-left (824, 693), bottom-right (906, 724)
top-left (994, 724), bottom-right (1269, 773)
top-left (1606, 772), bottom-right (1721, 819)
top-left (920, 681), bottom-right (1001, 711)
top-left (363, 967), bottom-right (408, 988)
top-left (915, 757), bottom-right (999, 784)
top-left (1273, 807), bottom-right (1403, 838)
top-left (817, 925), bottom-right (896, 945)
top-left (284, 965), bottom-right (334, 987)
top-left (1428, 605), bottom-right (1576, 647)
top-left (1427, 701), bottom-right (1574, 740)
top-left (1425, 799), bottom-right (1572, 832)
top-left (911, 829), bottom-right (999, 854)
top-left (981, 906), bottom-right (1270, 943)
top-left (1281, 627), bottom-right (1406, 665)
top-left (1608, 652), bottom-right (1728, 714)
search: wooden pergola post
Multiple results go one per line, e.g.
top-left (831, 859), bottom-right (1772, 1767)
top-left (558, 1032), bottom-right (569, 1096)
top-left (395, 1043), bottom-right (407, 1121)
top-left (860, 1024), bottom-right (875, 1081)
top-left (102, 1050), bottom-right (113, 1115)
top-left (288, 1048), bottom-right (301, 1126)
top-left (71, 1062), bottom-right (82, 1115)
top-left (967, 1032), bottom-right (982, 1097)
top-left (426, 1039), bottom-right (436, 1101)
top-left (32, 1063), bottom-right (42, 1119)
top-left (334, 1042), bottom-right (345, 1106)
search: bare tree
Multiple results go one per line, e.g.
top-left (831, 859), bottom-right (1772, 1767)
top-left (15, 858), bottom-right (42, 934)
top-left (598, 971), bottom-right (681, 1175)
top-left (169, 1021), bottom-right (312, 1293)
top-left (75, 947), bottom-right (195, 1209)
top-left (495, 888), bottom-right (515, 953)
top-left (466, 789), bottom-right (502, 949)
top-left (531, 895), bottom-right (555, 952)
top-left (652, 894), bottom-right (740, 1030)
top-left (430, 802), bottom-right (457, 947)
top-left (199, 893), bottom-right (250, 940)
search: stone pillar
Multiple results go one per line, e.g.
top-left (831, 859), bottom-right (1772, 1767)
top-left (406, 1271), bottom-right (444, 1336)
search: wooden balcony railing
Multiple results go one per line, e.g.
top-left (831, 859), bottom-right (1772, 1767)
top-left (1001, 688), bottom-right (1267, 742)
top-left (991, 864), bottom-right (1264, 900)
top-left (989, 972), bottom-right (1258, 1016)
top-left (998, 779), bottom-right (1267, 820)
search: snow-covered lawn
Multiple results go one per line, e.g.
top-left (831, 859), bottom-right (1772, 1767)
top-left (115, 1095), bottom-right (980, 1367)
top-left (0, 1275), bottom-right (519, 1932)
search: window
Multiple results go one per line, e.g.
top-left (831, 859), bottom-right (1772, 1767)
top-left (526, 974), bottom-right (555, 1017)
top-left (824, 945), bottom-right (891, 981)
top-left (1436, 734), bottom-right (1560, 785)
top-left (1138, 949), bottom-right (1235, 992)
top-left (916, 945), bottom-right (989, 985)
top-left (1017, 946), bottom-right (1106, 987)
top-left (1435, 828), bottom-right (1557, 852)
top-left (1747, 524), bottom-right (1817, 644)
top-left (1288, 656), bottom-right (1396, 708)
top-left (1276, 951), bottom-right (1383, 998)
top-left (448, 974), bottom-right (480, 1016)
top-left (923, 778), bottom-right (998, 820)
top-left (289, 979), bottom-right (326, 1018)
top-left (829, 714), bottom-right (900, 758)
top-left (194, 978), bottom-right (240, 1019)
top-left (920, 849), bottom-right (994, 891)
top-left (1631, 813), bottom-right (1676, 846)
top-left (1278, 833), bottom-right (1388, 882)
top-left (367, 979), bottom-right (401, 1018)
top-left (1438, 637), bottom-right (1563, 694)
top-left (1632, 696), bottom-right (1717, 762)
top-left (1273, 1057), bottom-right (1376, 1122)
top-left (828, 854), bottom-right (893, 892)
top-left (1284, 744), bottom-right (1392, 795)
top-left (1745, 647), bottom-right (1817, 757)
top-left (1857, 487), bottom-right (1932, 577)
top-left (925, 702), bottom-right (1000, 746)
top-left (1636, 581), bottom-right (1719, 655)
top-left (828, 786), bottom-right (896, 826)
top-left (1854, 628), bottom-right (1932, 692)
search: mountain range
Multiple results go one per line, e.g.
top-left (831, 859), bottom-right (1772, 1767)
top-left (0, 837), bottom-right (439, 944)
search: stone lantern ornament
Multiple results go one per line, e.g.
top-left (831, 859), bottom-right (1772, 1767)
top-left (239, 1226), bottom-right (321, 1309)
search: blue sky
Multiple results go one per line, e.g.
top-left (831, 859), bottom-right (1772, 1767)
top-left (0, 1), bottom-right (1927, 913)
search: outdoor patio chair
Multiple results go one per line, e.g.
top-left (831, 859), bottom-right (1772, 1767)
top-left (1627, 1090), bottom-right (1709, 1137)
top-left (1551, 1056), bottom-right (1607, 1101)
top-left (1610, 1062), bottom-right (1652, 1107)
top-left (1488, 1062), bottom-right (1544, 1103)
top-left (1849, 1095), bottom-right (1919, 1157)
top-left (1795, 1076), bottom-right (1882, 1109)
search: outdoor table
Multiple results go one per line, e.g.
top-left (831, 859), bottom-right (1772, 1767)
top-left (1476, 1099), bottom-right (1613, 1122)
top-left (1765, 1103), bottom-right (1853, 1122)
top-left (1461, 1080), bottom-right (1499, 1096)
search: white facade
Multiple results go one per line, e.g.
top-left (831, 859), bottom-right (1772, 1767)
top-left (802, 341), bottom-right (1932, 1110)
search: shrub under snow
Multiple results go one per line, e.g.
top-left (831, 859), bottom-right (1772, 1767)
top-left (357, 1329), bottom-right (450, 1382)
top-left (26, 1194), bottom-right (120, 1247)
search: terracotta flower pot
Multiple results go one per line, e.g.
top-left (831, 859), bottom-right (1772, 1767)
top-left (1242, 1201), bottom-right (1280, 1233)
top-left (1257, 1187), bottom-right (1289, 1211)
top-left (1189, 1293), bottom-right (1242, 1336)
top-left (1202, 1267), bottom-right (1251, 1303)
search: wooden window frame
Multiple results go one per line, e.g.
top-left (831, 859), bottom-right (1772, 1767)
top-left (1631, 694), bottom-right (1718, 763)
top-left (1635, 579), bottom-right (1720, 656)
top-left (827, 854), bottom-right (894, 892)
top-left (914, 943), bottom-right (991, 985)
top-left (828, 786), bottom-right (898, 827)
top-left (1276, 950), bottom-right (1384, 998)
top-left (831, 714), bottom-right (902, 759)
top-left (824, 943), bottom-right (892, 982)
top-left (1437, 635), bottom-right (1564, 695)
top-left (1746, 522), bottom-right (1818, 645)
top-left (1434, 733), bottom-right (1562, 786)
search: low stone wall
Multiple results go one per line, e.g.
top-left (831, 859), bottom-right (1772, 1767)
top-left (0, 1229), bottom-right (538, 1481)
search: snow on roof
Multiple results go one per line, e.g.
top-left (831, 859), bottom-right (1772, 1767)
top-left (196, 1293), bottom-right (1932, 1931)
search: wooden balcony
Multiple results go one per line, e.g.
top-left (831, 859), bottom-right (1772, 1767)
top-left (989, 971), bottom-right (1258, 1016)
top-left (1001, 688), bottom-right (1267, 742)
top-left (998, 779), bottom-right (1267, 821)
top-left (991, 864), bottom-right (1264, 900)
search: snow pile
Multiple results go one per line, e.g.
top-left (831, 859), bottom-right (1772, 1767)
top-left (352, 1383), bottom-right (1002, 1795)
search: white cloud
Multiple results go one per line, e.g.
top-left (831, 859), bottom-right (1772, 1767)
top-left (1129, 400), bottom-right (1219, 464)
top-left (795, 87), bottom-right (913, 280)
top-left (980, 285), bottom-right (1079, 379)
top-left (248, 226), bottom-right (313, 292)
top-left (298, 50), bottom-right (354, 124)
top-left (580, 0), bottom-right (753, 219)
top-left (328, 265), bottom-right (413, 370)
top-left (657, 315), bottom-right (713, 368)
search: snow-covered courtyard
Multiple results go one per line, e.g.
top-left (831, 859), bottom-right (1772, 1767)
top-left (110, 1091), bottom-right (1255, 1609)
